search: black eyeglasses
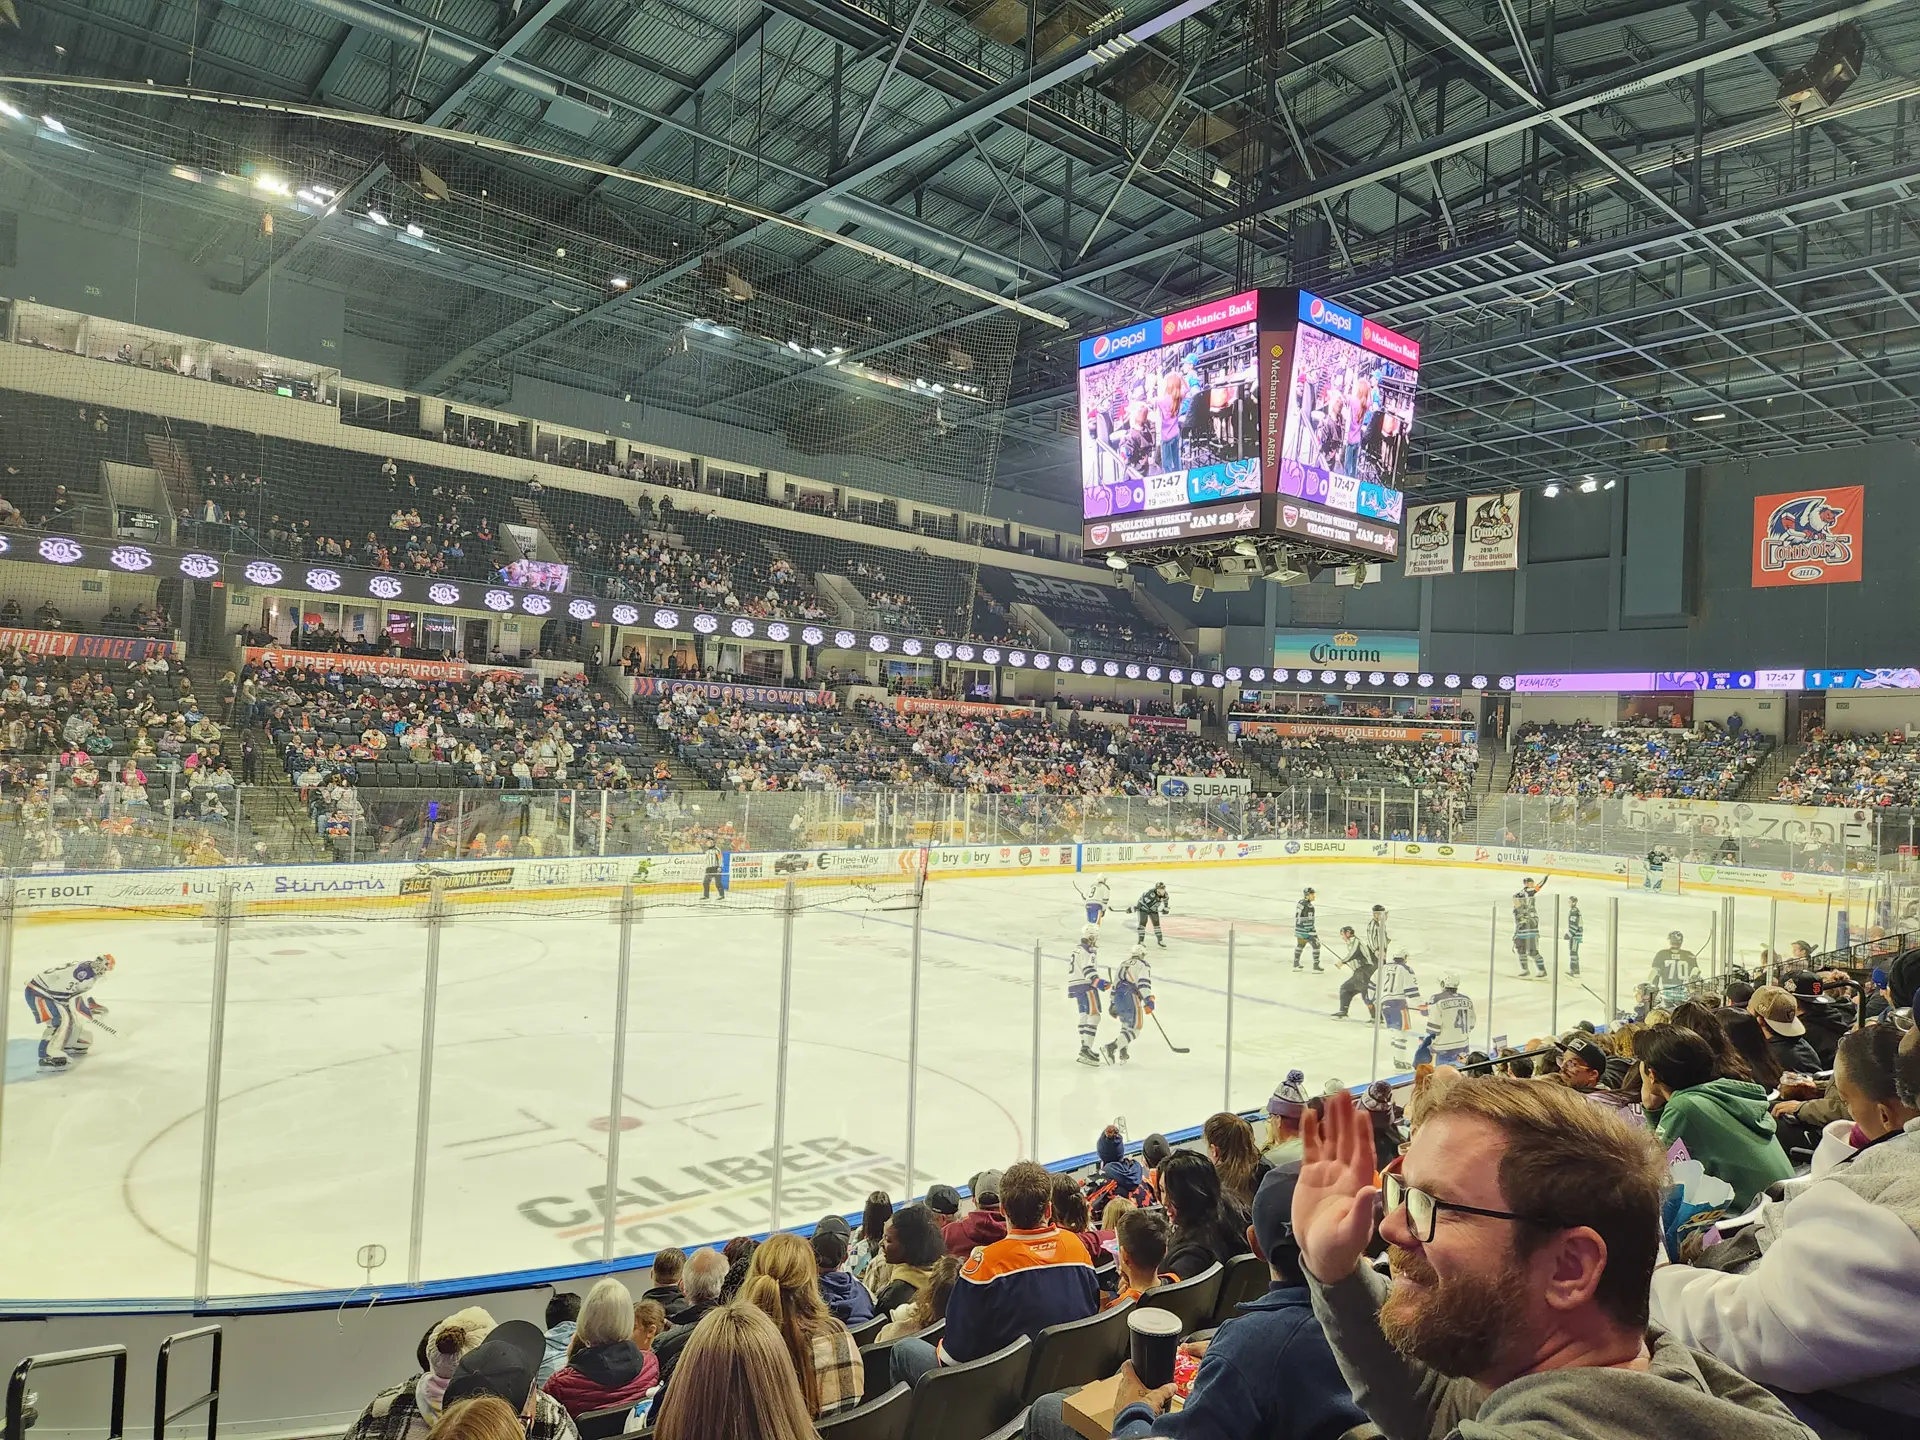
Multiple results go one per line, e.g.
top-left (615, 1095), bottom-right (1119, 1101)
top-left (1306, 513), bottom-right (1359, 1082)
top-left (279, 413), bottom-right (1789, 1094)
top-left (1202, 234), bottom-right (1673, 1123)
top-left (1383, 1170), bottom-right (1537, 1244)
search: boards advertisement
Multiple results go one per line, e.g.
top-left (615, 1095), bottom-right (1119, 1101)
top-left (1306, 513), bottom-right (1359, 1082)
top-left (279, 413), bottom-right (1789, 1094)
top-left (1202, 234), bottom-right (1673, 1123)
top-left (243, 646), bottom-right (525, 683)
top-left (1234, 719), bottom-right (1470, 743)
top-left (1154, 775), bottom-right (1252, 800)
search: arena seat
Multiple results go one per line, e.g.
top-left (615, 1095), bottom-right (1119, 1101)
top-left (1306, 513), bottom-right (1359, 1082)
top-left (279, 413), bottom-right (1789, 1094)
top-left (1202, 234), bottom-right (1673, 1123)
top-left (815, 1381), bottom-right (911, 1439)
top-left (901, 1334), bottom-right (1031, 1440)
top-left (1018, 1298), bottom-right (1134, 1405)
top-left (1139, 1260), bottom-right (1224, 1337)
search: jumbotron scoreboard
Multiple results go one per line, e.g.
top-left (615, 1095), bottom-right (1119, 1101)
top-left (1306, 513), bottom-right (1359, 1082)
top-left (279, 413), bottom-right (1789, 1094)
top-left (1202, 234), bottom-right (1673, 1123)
top-left (1076, 288), bottom-right (1418, 590)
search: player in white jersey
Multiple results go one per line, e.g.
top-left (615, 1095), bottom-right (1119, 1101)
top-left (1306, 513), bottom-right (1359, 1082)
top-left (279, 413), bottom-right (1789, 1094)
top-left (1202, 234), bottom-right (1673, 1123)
top-left (1081, 875), bottom-right (1112, 926)
top-left (1069, 926), bottom-right (1109, 1067)
top-left (1104, 942), bottom-right (1155, 1066)
top-left (1423, 973), bottom-right (1477, 1065)
top-left (24, 953), bottom-right (116, 1068)
top-left (1369, 945), bottom-right (1420, 1033)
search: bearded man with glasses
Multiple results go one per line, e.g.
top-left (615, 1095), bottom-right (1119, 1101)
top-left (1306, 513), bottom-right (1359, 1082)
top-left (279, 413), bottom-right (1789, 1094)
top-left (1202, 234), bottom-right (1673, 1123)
top-left (1290, 1078), bottom-right (1816, 1439)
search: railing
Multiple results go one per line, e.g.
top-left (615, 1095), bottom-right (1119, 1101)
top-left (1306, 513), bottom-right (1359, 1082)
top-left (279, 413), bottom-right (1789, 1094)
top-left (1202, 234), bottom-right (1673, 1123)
top-left (153, 1329), bottom-right (220, 1440)
top-left (6, 1346), bottom-right (127, 1440)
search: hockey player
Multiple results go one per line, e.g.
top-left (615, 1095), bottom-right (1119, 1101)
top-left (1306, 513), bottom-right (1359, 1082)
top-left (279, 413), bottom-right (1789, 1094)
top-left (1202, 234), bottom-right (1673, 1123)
top-left (1644, 846), bottom-right (1670, 892)
top-left (1565, 896), bottom-right (1583, 976)
top-left (1133, 882), bottom-right (1171, 948)
top-left (1332, 925), bottom-right (1374, 1020)
top-left (1082, 875), bottom-right (1113, 927)
top-left (1370, 945), bottom-right (1421, 1033)
top-left (1292, 887), bottom-right (1323, 971)
top-left (1105, 942), bottom-right (1155, 1065)
top-left (1423, 972), bottom-right (1477, 1066)
top-left (1069, 926), bottom-right (1109, 1067)
top-left (1512, 885), bottom-right (1545, 977)
top-left (1649, 931), bottom-right (1699, 1009)
top-left (25, 953), bottom-right (115, 1069)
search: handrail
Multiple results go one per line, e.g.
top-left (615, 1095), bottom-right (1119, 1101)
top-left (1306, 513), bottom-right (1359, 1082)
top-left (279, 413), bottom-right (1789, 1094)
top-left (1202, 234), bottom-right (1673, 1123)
top-left (154, 1327), bottom-right (221, 1440)
top-left (6, 1345), bottom-right (128, 1440)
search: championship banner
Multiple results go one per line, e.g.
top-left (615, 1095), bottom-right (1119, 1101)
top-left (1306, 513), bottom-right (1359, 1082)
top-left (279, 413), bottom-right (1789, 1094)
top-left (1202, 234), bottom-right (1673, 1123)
top-left (632, 676), bottom-right (833, 707)
top-left (894, 696), bottom-right (1035, 716)
top-left (0, 626), bottom-right (177, 661)
top-left (1235, 718), bottom-right (1471, 743)
top-left (1752, 487), bottom-right (1862, 588)
top-left (1126, 714), bottom-right (1192, 732)
top-left (1462, 491), bottom-right (1520, 571)
top-left (1155, 775), bottom-right (1251, 800)
top-left (1402, 502), bottom-right (1456, 577)
top-left (242, 646), bottom-right (520, 682)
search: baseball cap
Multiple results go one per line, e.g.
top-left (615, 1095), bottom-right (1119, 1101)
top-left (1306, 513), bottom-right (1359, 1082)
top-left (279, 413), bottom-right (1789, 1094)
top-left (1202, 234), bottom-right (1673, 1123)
top-left (1787, 971), bottom-right (1833, 1005)
top-left (1251, 1164), bottom-right (1301, 1262)
top-left (925, 1183), bottom-right (962, 1217)
top-left (970, 1169), bottom-right (1004, 1206)
top-left (1752, 986), bottom-right (1807, 1036)
top-left (1564, 1037), bottom-right (1608, 1075)
top-left (444, 1319), bottom-right (545, 1411)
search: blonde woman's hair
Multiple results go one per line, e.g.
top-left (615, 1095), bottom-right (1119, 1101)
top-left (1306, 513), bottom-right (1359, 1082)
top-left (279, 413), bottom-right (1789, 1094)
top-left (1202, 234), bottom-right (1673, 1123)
top-left (652, 1304), bottom-right (815, 1440)
top-left (1099, 1196), bottom-right (1137, 1230)
top-left (575, 1276), bottom-right (635, 1348)
top-left (742, 1232), bottom-right (836, 1415)
top-left (632, 1299), bottom-right (668, 1348)
top-left (426, 1397), bottom-right (524, 1440)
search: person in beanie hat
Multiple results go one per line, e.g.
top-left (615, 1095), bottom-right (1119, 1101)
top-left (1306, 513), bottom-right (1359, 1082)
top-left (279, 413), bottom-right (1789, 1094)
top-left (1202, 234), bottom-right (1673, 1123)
top-left (1085, 1124), bottom-right (1156, 1213)
top-left (1264, 1070), bottom-right (1309, 1167)
top-left (1359, 1080), bottom-right (1404, 1172)
top-left (446, 1320), bottom-right (578, 1440)
top-left (345, 1308), bottom-right (502, 1440)
top-left (1022, 1166), bottom-right (1368, 1440)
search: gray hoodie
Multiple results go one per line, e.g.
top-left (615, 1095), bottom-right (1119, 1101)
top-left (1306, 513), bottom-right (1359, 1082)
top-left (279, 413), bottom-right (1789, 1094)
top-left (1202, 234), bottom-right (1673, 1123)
top-left (1308, 1262), bottom-right (1814, 1440)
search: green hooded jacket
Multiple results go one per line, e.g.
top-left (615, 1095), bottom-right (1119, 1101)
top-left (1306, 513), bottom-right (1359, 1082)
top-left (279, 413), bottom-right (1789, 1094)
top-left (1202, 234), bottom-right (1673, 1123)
top-left (1653, 1077), bottom-right (1794, 1209)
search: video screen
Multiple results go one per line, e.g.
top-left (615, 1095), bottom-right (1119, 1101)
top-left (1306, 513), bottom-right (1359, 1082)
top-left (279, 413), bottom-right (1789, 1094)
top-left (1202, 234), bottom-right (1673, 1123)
top-left (500, 557), bottom-right (571, 593)
top-left (1078, 321), bottom-right (1261, 525)
top-left (1278, 324), bottom-right (1415, 522)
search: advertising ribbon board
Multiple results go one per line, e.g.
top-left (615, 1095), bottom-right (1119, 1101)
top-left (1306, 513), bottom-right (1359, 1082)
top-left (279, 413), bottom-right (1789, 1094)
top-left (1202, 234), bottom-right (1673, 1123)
top-left (632, 676), bottom-right (833, 707)
top-left (894, 697), bottom-right (1037, 716)
top-left (0, 626), bottom-right (178, 661)
top-left (1235, 719), bottom-right (1471, 743)
top-left (244, 646), bottom-right (525, 683)
top-left (1126, 714), bottom-right (1192, 732)
top-left (1271, 631), bottom-right (1421, 671)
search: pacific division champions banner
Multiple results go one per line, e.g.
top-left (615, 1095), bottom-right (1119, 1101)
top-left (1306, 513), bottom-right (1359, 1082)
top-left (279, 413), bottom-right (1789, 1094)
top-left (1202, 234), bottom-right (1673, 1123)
top-left (1402, 502), bottom-right (1456, 577)
top-left (1752, 487), bottom-right (1862, 588)
top-left (1462, 491), bottom-right (1520, 571)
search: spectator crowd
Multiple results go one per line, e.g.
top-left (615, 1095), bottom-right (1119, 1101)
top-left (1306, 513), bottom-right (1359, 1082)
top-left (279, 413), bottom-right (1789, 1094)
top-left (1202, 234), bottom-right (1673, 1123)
top-left (1508, 721), bottom-right (1772, 800)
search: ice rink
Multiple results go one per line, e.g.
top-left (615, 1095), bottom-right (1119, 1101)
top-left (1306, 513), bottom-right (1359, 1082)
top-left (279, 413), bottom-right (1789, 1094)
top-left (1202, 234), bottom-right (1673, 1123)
top-left (1, 859), bottom-right (1823, 1301)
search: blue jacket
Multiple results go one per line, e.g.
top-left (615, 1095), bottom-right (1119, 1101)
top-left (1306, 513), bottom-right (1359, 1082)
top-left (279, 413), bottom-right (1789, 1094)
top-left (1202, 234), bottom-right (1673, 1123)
top-left (819, 1268), bottom-right (876, 1326)
top-left (1113, 1282), bottom-right (1366, 1440)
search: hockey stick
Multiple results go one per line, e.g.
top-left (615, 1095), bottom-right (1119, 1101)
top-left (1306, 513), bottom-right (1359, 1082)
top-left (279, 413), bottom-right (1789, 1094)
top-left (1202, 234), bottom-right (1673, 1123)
top-left (1150, 1012), bottom-right (1190, 1054)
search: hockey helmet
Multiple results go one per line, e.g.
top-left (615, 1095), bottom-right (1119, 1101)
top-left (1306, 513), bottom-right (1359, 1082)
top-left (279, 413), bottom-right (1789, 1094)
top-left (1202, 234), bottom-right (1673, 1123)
top-left (1302, 886), bottom-right (1316, 897)
top-left (1440, 972), bottom-right (1460, 990)
top-left (1391, 944), bottom-right (1411, 961)
top-left (1154, 882), bottom-right (1168, 895)
top-left (1668, 931), bottom-right (1685, 945)
top-left (96, 953), bottom-right (116, 971)
top-left (1081, 925), bottom-right (1100, 944)
top-left (1130, 942), bottom-right (1147, 961)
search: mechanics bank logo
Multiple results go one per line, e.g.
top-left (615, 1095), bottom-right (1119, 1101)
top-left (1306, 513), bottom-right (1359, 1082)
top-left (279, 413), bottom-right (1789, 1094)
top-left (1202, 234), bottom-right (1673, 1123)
top-left (1756, 489), bottom-right (1859, 586)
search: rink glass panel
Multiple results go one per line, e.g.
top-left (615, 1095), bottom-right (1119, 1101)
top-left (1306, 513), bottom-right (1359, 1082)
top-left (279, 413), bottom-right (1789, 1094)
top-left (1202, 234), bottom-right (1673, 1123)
top-left (1, 903), bottom-right (213, 1301)
top-left (208, 895), bottom-right (432, 1293)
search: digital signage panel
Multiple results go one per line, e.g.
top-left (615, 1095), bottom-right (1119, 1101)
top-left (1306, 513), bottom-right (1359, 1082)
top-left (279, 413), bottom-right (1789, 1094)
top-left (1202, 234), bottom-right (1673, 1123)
top-left (1078, 291), bottom-right (1261, 550)
top-left (1274, 290), bottom-right (1417, 524)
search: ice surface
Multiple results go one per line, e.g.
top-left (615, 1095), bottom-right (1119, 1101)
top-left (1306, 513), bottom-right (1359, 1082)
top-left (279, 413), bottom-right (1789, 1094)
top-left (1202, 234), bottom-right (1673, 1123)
top-left (0, 861), bottom-right (1824, 1300)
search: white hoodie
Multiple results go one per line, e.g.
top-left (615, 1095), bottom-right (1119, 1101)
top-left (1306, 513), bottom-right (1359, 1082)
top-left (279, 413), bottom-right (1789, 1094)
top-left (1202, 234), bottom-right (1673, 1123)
top-left (1649, 1118), bottom-right (1920, 1407)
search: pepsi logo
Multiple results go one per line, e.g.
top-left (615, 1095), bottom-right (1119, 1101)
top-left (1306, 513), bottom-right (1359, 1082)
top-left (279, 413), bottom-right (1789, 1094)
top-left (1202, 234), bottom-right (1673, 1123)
top-left (1309, 298), bottom-right (1324, 319)
top-left (1092, 335), bottom-right (1111, 359)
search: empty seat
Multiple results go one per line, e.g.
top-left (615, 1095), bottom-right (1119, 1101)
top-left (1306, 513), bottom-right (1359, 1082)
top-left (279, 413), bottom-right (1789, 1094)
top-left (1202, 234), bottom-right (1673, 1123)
top-left (816, 1381), bottom-right (911, 1440)
top-left (1140, 1261), bottom-right (1224, 1337)
top-left (901, 1334), bottom-right (1031, 1440)
top-left (1021, 1298), bottom-right (1134, 1404)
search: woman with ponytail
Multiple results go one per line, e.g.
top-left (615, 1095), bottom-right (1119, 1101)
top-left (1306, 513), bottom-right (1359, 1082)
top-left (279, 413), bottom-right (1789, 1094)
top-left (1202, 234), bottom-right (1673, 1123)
top-left (740, 1232), bottom-right (863, 1419)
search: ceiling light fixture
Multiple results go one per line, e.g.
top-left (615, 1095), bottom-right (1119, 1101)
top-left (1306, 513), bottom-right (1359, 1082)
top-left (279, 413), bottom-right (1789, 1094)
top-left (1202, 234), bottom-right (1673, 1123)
top-left (1693, 411), bottom-right (1727, 422)
top-left (41, 114), bottom-right (66, 133)
top-left (1579, 477), bottom-right (1600, 493)
top-left (367, 209), bottom-right (389, 226)
top-left (1105, 554), bottom-right (1128, 571)
top-left (1542, 482), bottom-right (1561, 498)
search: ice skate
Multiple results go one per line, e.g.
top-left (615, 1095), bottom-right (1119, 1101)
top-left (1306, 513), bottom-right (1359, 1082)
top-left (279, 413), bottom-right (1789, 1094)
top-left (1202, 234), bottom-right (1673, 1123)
top-left (1076, 1045), bottom-right (1103, 1067)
